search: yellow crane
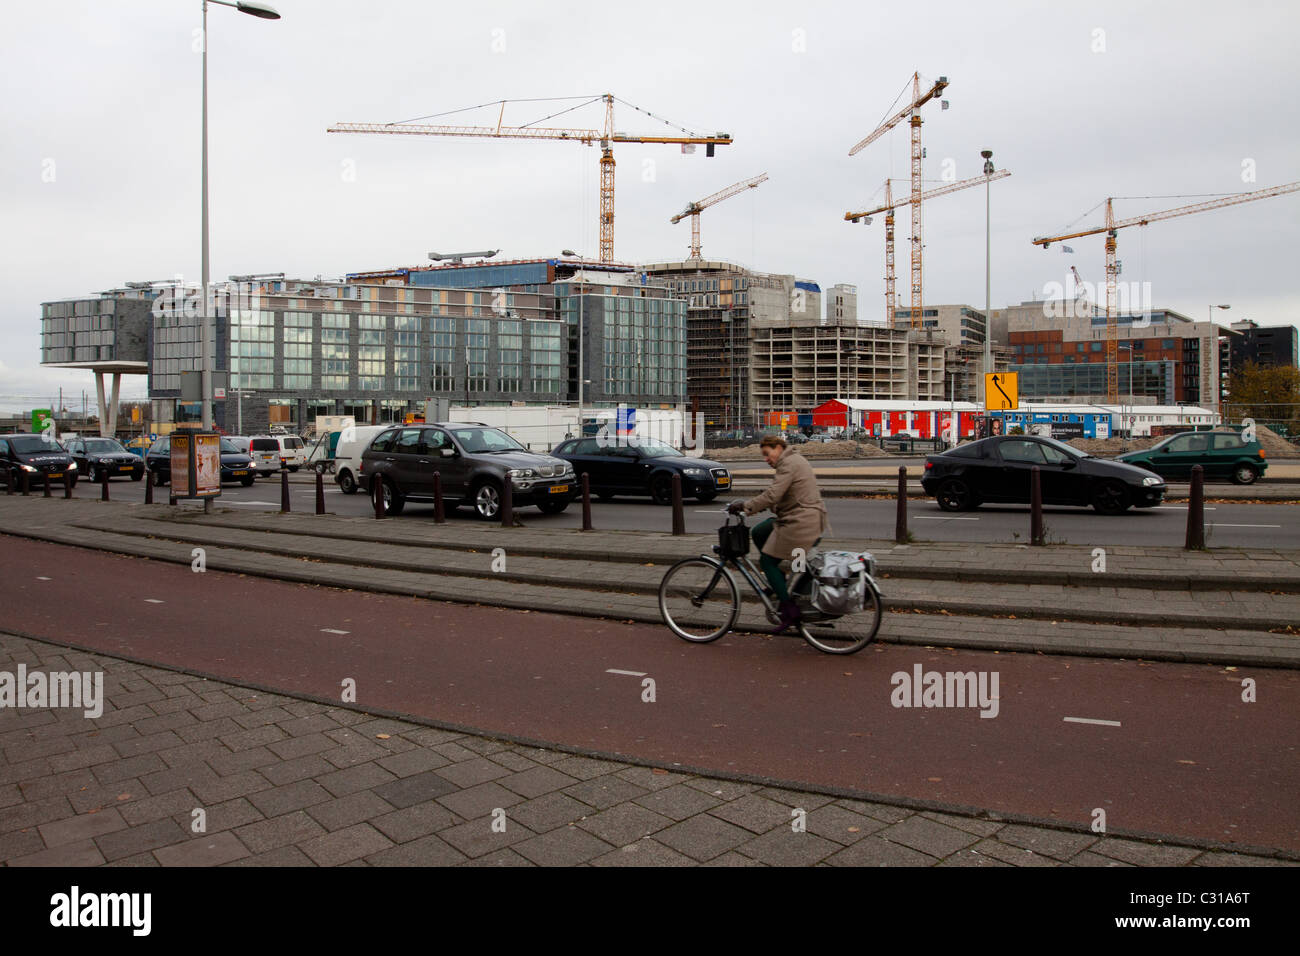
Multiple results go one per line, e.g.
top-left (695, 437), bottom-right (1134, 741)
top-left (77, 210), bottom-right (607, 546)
top-left (328, 94), bottom-right (731, 264)
top-left (670, 173), bottom-right (768, 260)
top-left (846, 169), bottom-right (1009, 324)
top-left (848, 72), bottom-right (949, 328)
top-left (1032, 180), bottom-right (1300, 401)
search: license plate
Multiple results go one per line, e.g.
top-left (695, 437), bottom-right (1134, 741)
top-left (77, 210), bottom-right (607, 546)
top-left (49, 472), bottom-right (63, 479)
top-left (233, 471), bottom-right (248, 476)
top-left (717, 476), bottom-right (730, 485)
top-left (549, 485), bottom-right (569, 494)
top-left (119, 465), bottom-right (133, 471)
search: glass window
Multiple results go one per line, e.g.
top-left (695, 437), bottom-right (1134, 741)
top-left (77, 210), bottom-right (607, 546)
top-left (1212, 433), bottom-right (1245, 450)
top-left (998, 440), bottom-right (1047, 464)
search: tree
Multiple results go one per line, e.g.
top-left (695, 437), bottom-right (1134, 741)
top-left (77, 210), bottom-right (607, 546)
top-left (1226, 361), bottom-right (1300, 429)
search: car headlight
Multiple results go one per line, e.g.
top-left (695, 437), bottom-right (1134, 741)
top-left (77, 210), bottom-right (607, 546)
top-left (19, 463), bottom-right (38, 472)
top-left (508, 468), bottom-right (536, 479)
top-left (67, 462), bottom-right (77, 470)
top-left (682, 467), bottom-right (708, 477)
top-left (1142, 476), bottom-right (1163, 487)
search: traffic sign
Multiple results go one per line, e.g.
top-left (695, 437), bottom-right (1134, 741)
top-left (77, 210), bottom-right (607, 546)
top-left (985, 373), bottom-right (1018, 411)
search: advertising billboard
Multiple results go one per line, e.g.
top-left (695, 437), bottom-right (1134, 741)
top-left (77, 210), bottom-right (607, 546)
top-left (171, 434), bottom-right (191, 494)
top-left (195, 434), bottom-right (221, 497)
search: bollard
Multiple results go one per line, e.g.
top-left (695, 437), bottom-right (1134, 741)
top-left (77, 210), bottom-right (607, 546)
top-left (21, 471), bottom-right (31, 496)
top-left (42, 474), bottom-right (51, 498)
top-left (64, 475), bottom-right (73, 499)
top-left (1185, 464), bottom-right (1205, 550)
top-left (315, 469), bottom-right (325, 515)
top-left (895, 466), bottom-right (908, 544)
top-left (372, 477), bottom-right (385, 519)
top-left (101, 475), bottom-right (109, 501)
top-left (5, 467), bottom-right (12, 495)
top-left (671, 472), bottom-right (685, 536)
top-left (433, 471), bottom-right (445, 524)
top-left (581, 472), bottom-right (593, 531)
top-left (500, 475), bottom-right (514, 527)
top-left (1030, 465), bottom-right (1044, 546)
top-left (145, 472), bottom-right (153, 504)
top-left (280, 469), bottom-right (290, 513)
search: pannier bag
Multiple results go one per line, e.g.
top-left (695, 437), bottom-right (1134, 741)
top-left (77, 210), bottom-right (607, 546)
top-left (808, 550), bottom-right (873, 615)
top-left (717, 516), bottom-right (750, 558)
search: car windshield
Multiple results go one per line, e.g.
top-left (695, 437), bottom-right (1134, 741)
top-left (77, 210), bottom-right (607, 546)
top-left (1035, 435), bottom-right (1091, 458)
top-left (631, 441), bottom-right (683, 458)
top-left (10, 436), bottom-right (64, 454)
top-left (85, 439), bottom-right (127, 454)
top-left (450, 427), bottom-right (526, 453)
top-left (219, 439), bottom-right (242, 454)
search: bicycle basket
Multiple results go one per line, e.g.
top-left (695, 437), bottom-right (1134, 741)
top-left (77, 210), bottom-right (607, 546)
top-left (717, 517), bottom-right (750, 558)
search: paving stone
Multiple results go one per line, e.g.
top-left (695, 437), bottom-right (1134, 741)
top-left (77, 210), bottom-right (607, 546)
top-left (577, 802), bottom-right (674, 846)
top-left (226, 844), bottom-right (316, 867)
top-left (153, 831), bottom-right (250, 866)
top-left (918, 810), bottom-right (1006, 838)
top-left (824, 835), bottom-right (937, 867)
top-left (38, 807), bottom-right (128, 847)
top-left (376, 748), bottom-right (451, 778)
top-left (94, 817), bottom-right (188, 862)
top-left (276, 714), bottom-right (342, 738)
top-left (231, 707), bottom-right (295, 730)
top-left (235, 811), bottom-right (327, 854)
top-left (708, 793), bottom-right (792, 834)
top-left (67, 779), bottom-right (144, 815)
top-left (1193, 852), bottom-right (1300, 867)
top-left (157, 739), bottom-right (231, 769)
top-left (939, 848), bottom-right (1013, 867)
top-left (9, 839), bottom-right (107, 867)
top-left (267, 733), bottom-right (337, 761)
top-left (119, 789), bottom-right (201, 827)
top-left (613, 765), bottom-right (691, 792)
top-left (804, 804), bottom-right (887, 844)
top-left (206, 746), bottom-right (280, 776)
top-left (506, 792), bottom-right (591, 834)
top-left (589, 838), bottom-right (697, 867)
top-left (365, 833), bottom-right (469, 867)
top-left (0, 795), bottom-right (75, 833)
top-left (437, 781), bottom-right (525, 821)
top-left (219, 725), bottom-right (288, 752)
top-left (497, 766), bottom-right (580, 800)
top-left (372, 771), bottom-right (459, 809)
top-left (1089, 837), bottom-right (1202, 867)
top-left (458, 847), bottom-right (535, 867)
top-left (630, 783), bottom-right (724, 822)
top-left (400, 728), bottom-right (466, 748)
top-left (435, 756), bottom-right (513, 789)
top-left (437, 818), bottom-right (536, 859)
top-left (307, 791), bottom-right (396, 832)
top-left (968, 838), bottom-right (1062, 867)
top-left (548, 755), bottom-right (626, 781)
top-left (322, 742), bottom-right (394, 769)
top-left (103, 851), bottom-right (163, 867)
top-left (735, 828), bottom-right (841, 867)
top-left (834, 798), bottom-right (913, 824)
top-left (300, 823), bottom-right (394, 867)
top-left (260, 753), bottom-right (336, 787)
top-left (563, 775), bottom-right (649, 810)
top-left (370, 802), bottom-right (460, 843)
top-left (430, 741), bottom-right (479, 763)
top-left (655, 814), bottom-right (754, 862)
top-left (484, 750), bottom-right (539, 773)
top-left (996, 824), bottom-right (1098, 861)
top-left (176, 796), bottom-right (262, 836)
top-left (315, 762), bottom-right (399, 798)
top-left (0, 827), bottom-right (47, 861)
top-left (514, 825), bottom-right (613, 866)
top-left (755, 787), bottom-right (837, 811)
top-left (92, 752), bottom-right (172, 787)
top-left (190, 770), bottom-right (274, 806)
top-left (20, 768), bottom-right (98, 803)
top-left (247, 779), bottom-right (332, 817)
top-left (701, 851), bottom-right (766, 867)
top-left (135, 711), bottom-right (199, 736)
top-left (877, 816), bottom-right (980, 858)
top-left (175, 717), bottom-right (243, 744)
top-left (1070, 850), bottom-right (1135, 867)
top-left (141, 762), bottom-right (220, 798)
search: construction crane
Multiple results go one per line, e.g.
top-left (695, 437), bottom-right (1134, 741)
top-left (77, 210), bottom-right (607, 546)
top-left (846, 169), bottom-right (1009, 324)
top-left (329, 94), bottom-right (732, 264)
top-left (848, 72), bottom-right (949, 328)
top-left (1033, 180), bottom-right (1300, 401)
top-left (670, 173), bottom-right (768, 259)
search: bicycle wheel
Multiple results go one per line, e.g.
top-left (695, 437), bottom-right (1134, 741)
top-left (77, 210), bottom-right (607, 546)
top-left (659, 558), bottom-right (740, 643)
top-left (798, 581), bottom-right (883, 655)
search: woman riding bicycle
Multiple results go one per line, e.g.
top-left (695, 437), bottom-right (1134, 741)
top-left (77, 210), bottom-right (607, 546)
top-left (727, 433), bottom-right (830, 634)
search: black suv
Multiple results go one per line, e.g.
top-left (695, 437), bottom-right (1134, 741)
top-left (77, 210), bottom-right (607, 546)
top-left (361, 423), bottom-right (578, 519)
top-left (66, 436), bottom-right (145, 483)
top-left (552, 436), bottom-right (731, 504)
top-left (0, 433), bottom-right (78, 489)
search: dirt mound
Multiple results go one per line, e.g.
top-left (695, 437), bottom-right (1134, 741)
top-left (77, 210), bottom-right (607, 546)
top-left (1066, 436), bottom-right (1160, 456)
top-left (1256, 423), bottom-right (1300, 458)
top-left (707, 441), bottom-right (893, 461)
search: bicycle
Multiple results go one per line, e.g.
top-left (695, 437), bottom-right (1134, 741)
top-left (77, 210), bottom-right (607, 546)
top-left (657, 508), bottom-right (884, 655)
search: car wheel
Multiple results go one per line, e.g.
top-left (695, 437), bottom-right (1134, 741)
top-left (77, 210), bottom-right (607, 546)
top-left (936, 478), bottom-right (973, 512)
top-left (337, 470), bottom-right (357, 495)
top-left (696, 491), bottom-right (717, 503)
top-left (596, 490), bottom-right (615, 501)
top-left (537, 498), bottom-right (569, 515)
top-left (131, 472), bottom-right (143, 482)
top-left (1091, 479), bottom-right (1130, 514)
top-left (288, 465), bottom-right (300, 473)
top-left (240, 476), bottom-right (254, 487)
top-left (314, 462), bottom-right (327, 475)
top-left (1231, 464), bottom-right (1258, 485)
top-left (379, 477), bottom-right (405, 516)
top-left (471, 480), bottom-right (502, 520)
top-left (650, 473), bottom-right (674, 506)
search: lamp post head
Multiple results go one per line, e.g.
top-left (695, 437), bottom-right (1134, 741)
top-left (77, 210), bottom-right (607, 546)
top-left (235, 1), bottom-right (281, 18)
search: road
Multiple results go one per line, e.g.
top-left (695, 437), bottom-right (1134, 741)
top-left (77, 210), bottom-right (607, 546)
top-left (5, 538), bottom-right (1296, 853)
top-left (195, 475), bottom-right (1300, 548)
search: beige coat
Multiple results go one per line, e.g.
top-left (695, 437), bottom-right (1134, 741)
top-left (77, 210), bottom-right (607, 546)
top-left (742, 449), bottom-right (831, 560)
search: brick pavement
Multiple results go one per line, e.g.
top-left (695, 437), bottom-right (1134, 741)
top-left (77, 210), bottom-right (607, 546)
top-left (2, 633), bottom-right (1294, 868)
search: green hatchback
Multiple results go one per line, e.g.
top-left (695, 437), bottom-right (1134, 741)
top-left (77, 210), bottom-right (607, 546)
top-left (1114, 430), bottom-right (1268, 485)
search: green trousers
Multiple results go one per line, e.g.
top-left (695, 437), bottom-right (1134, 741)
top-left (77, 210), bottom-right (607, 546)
top-left (751, 518), bottom-right (789, 602)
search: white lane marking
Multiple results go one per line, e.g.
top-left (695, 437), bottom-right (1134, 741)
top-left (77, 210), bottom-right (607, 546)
top-left (605, 668), bottom-right (647, 677)
top-left (915, 516), bottom-right (979, 521)
top-left (1063, 716), bottom-right (1121, 727)
top-left (1155, 505), bottom-right (1217, 511)
top-left (320, 628), bottom-right (350, 635)
top-left (144, 598), bottom-right (165, 604)
top-left (1208, 523), bottom-right (1282, 528)
top-left (226, 501), bottom-right (279, 508)
top-left (36, 576), bottom-right (51, 581)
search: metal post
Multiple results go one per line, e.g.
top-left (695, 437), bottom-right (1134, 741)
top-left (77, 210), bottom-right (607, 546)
top-left (1185, 465), bottom-right (1205, 550)
top-left (145, 472), bottom-right (154, 504)
top-left (895, 466), bottom-right (908, 544)
top-left (500, 474), bottom-right (513, 527)
top-left (671, 472), bottom-right (685, 535)
top-left (6, 468), bottom-right (13, 495)
top-left (280, 468), bottom-right (290, 512)
top-left (65, 475), bottom-right (73, 499)
top-left (372, 477), bottom-right (384, 519)
top-left (315, 468), bottom-right (325, 514)
top-left (581, 472), bottom-right (593, 531)
top-left (1030, 465), bottom-right (1044, 546)
top-left (42, 474), bottom-right (51, 498)
top-left (433, 471), bottom-right (445, 524)
top-left (21, 471), bottom-right (30, 496)
top-left (200, 0), bottom-right (213, 515)
top-left (101, 476), bottom-right (109, 501)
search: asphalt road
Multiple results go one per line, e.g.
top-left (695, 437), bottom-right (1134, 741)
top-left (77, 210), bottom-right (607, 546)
top-left (6, 538), bottom-right (1297, 853)
top-left (202, 475), bottom-right (1300, 549)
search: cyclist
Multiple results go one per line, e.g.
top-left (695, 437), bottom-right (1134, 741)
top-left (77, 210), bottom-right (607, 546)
top-left (727, 433), bottom-right (830, 634)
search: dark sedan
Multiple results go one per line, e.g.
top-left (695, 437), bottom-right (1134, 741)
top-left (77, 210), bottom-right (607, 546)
top-left (0, 434), bottom-right (78, 489)
top-left (66, 436), bottom-right (145, 483)
top-left (145, 436), bottom-right (256, 487)
top-left (552, 437), bottom-right (731, 504)
top-left (921, 435), bottom-right (1166, 515)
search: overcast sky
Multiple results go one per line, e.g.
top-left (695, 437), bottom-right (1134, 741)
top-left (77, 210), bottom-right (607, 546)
top-left (3, 0), bottom-right (1297, 410)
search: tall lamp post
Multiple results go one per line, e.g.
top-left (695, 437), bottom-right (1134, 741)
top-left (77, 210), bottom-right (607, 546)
top-left (561, 250), bottom-right (587, 426)
top-left (1118, 343), bottom-right (1134, 438)
top-left (981, 149), bottom-right (995, 399)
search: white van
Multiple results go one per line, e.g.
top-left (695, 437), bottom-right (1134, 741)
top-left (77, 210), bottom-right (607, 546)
top-left (332, 425), bottom-right (388, 494)
top-left (248, 434), bottom-right (307, 475)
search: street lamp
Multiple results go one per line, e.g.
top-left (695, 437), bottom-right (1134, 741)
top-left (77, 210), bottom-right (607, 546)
top-left (561, 250), bottom-right (587, 421)
top-left (1208, 303), bottom-right (1230, 324)
top-left (981, 149), bottom-right (995, 396)
top-left (1118, 343), bottom-right (1135, 437)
